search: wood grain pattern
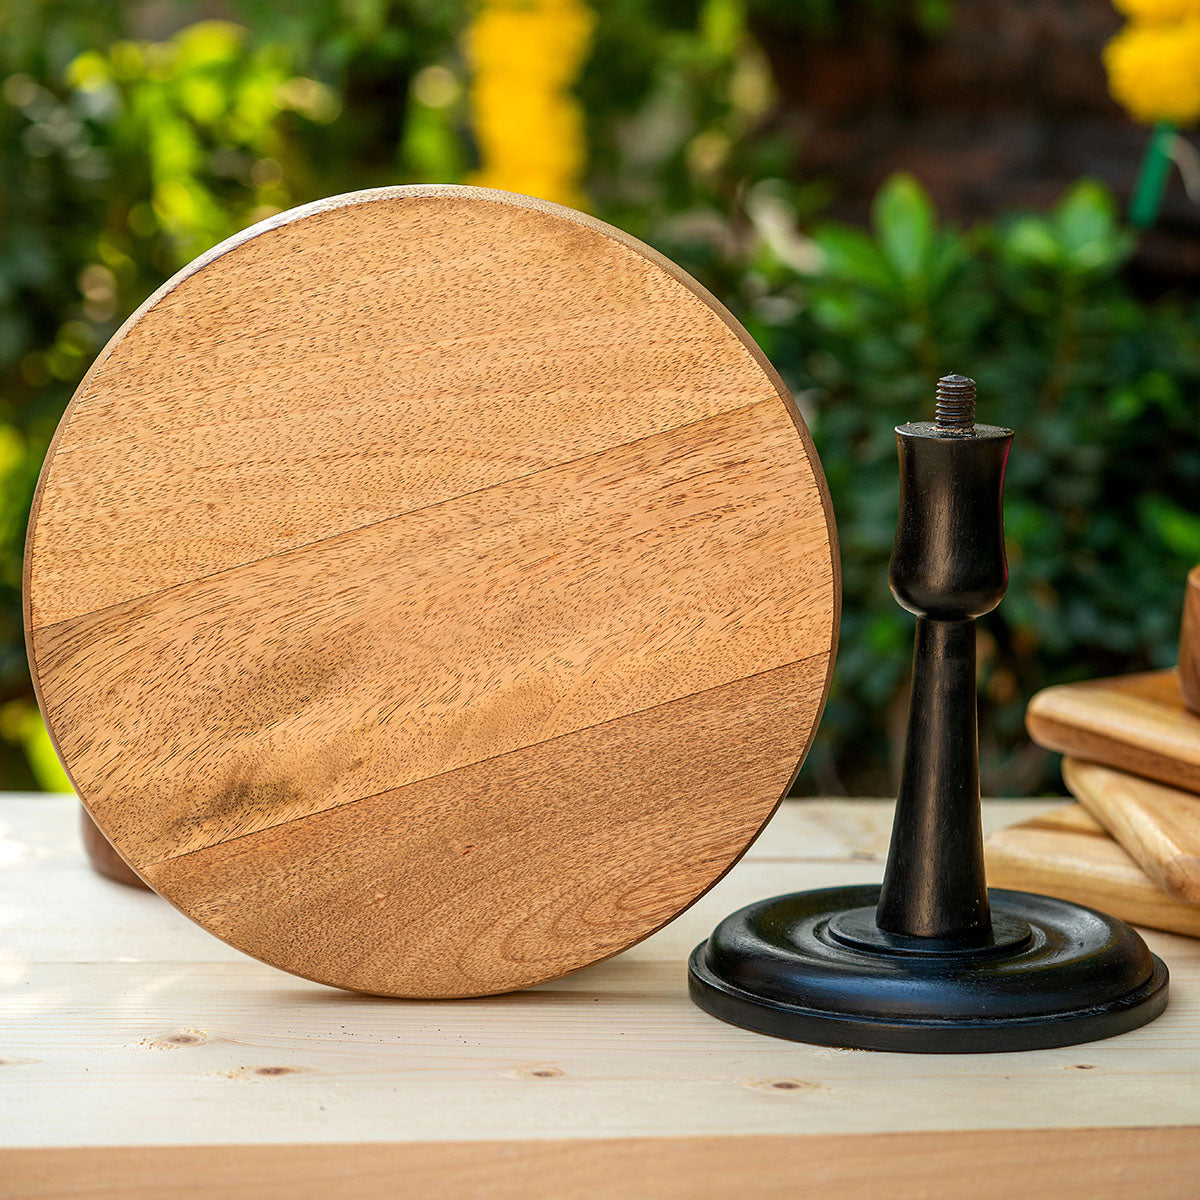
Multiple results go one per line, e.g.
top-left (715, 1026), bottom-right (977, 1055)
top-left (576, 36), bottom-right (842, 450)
top-left (1026, 670), bottom-right (1200, 795)
top-left (145, 657), bottom-right (828, 997)
top-left (1065, 757), bottom-right (1200, 903)
top-left (1180, 564), bottom-right (1200, 714)
top-left (6, 796), bottom-right (1200, 1199)
top-left (7, 1128), bottom-right (1200, 1200)
top-left (985, 803), bottom-right (1200, 937)
top-left (79, 809), bottom-right (146, 889)
top-left (23, 186), bottom-right (839, 997)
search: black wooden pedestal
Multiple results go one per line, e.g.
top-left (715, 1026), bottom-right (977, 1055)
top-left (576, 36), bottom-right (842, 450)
top-left (689, 376), bottom-right (1169, 1053)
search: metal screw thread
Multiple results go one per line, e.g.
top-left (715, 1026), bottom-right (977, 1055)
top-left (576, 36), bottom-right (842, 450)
top-left (935, 374), bottom-right (976, 431)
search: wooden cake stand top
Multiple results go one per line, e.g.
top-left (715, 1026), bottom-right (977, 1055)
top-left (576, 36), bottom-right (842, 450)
top-left (25, 186), bottom-right (838, 997)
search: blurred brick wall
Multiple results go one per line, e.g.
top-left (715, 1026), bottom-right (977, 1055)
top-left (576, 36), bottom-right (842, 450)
top-left (754, 0), bottom-right (1200, 287)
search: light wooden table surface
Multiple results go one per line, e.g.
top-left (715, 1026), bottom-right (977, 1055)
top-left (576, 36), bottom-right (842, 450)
top-left (2, 795), bottom-right (1198, 1199)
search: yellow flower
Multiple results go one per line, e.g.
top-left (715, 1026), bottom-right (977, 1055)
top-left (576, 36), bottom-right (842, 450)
top-left (1113, 0), bottom-right (1200, 20)
top-left (1105, 18), bottom-right (1200, 123)
top-left (467, 0), bottom-right (594, 208)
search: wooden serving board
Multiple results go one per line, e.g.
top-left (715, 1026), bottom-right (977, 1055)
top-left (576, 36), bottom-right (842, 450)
top-left (985, 803), bottom-right (1200, 938)
top-left (1064, 757), bottom-right (1200, 903)
top-left (1026, 669), bottom-right (1200, 794)
top-left (24, 186), bottom-right (839, 998)
top-left (1181, 564), bottom-right (1200, 713)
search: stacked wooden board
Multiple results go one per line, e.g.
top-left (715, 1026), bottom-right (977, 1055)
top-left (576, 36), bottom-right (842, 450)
top-left (987, 668), bottom-right (1200, 936)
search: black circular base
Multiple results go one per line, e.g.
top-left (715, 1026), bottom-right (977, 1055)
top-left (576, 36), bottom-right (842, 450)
top-left (688, 886), bottom-right (1169, 1053)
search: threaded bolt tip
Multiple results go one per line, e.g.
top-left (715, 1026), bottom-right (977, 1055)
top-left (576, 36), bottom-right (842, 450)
top-left (935, 374), bottom-right (976, 430)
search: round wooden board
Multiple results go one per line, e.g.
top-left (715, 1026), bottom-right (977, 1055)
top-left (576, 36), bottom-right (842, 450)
top-left (25, 186), bottom-right (839, 998)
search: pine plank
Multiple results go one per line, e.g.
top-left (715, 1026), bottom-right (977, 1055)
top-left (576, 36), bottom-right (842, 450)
top-left (2, 794), bottom-right (1197, 1194)
top-left (5, 1129), bottom-right (1200, 1200)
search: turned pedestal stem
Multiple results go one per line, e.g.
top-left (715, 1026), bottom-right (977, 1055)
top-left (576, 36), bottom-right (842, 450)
top-left (876, 376), bottom-right (1011, 945)
top-left (671, 373), bottom-right (1167, 1050)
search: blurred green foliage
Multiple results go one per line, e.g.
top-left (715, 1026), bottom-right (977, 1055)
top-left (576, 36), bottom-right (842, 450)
top-left (739, 176), bottom-right (1200, 793)
top-left (0, 0), bottom-right (1195, 796)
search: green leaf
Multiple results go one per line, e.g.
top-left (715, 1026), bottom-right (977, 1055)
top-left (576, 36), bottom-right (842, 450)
top-left (1056, 181), bottom-right (1114, 244)
top-left (871, 172), bottom-right (935, 282)
top-left (1001, 216), bottom-right (1062, 268)
top-left (812, 224), bottom-right (893, 290)
top-left (1054, 181), bottom-right (1134, 273)
top-left (1139, 495), bottom-right (1200, 562)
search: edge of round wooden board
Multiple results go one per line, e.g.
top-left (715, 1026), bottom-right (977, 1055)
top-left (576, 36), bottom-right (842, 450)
top-left (24, 184), bottom-right (841, 997)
